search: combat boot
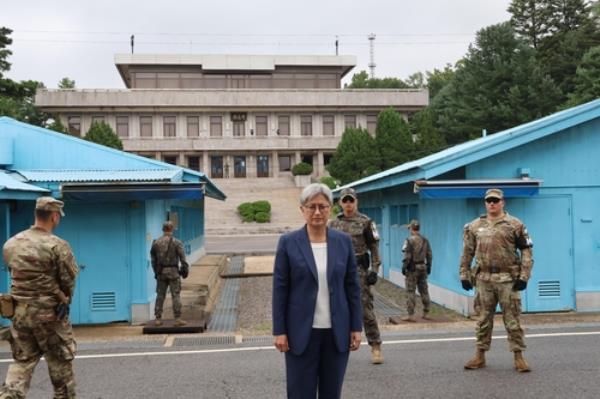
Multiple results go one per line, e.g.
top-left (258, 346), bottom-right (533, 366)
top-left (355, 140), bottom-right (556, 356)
top-left (464, 349), bottom-right (486, 369)
top-left (514, 351), bottom-right (531, 372)
top-left (371, 344), bottom-right (384, 364)
top-left (154, 318), bottom-right (163, 326)
top-left (174, 318), bottom-right (187, 327)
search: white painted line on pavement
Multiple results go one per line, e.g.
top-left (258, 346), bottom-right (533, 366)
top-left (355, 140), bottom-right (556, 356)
top-left (1, 330), bottom-right (599, 363)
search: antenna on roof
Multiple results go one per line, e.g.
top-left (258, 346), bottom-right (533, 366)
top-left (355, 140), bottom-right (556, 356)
top-left (335, 36), bottom-right (339, 56)
top-left (368, 33), bottom-right (377, 78)
top-left (130, 35), bottom-right (135, 54)
top-left (482, 128), bottom-right (487, 137)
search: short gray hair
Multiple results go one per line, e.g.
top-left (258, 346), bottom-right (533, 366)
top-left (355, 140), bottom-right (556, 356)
top-left (299, 183), bottom-right (333, 206)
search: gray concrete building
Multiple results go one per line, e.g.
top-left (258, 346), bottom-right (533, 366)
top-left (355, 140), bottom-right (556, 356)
top-left (36, 54), bottom-right (428, 180)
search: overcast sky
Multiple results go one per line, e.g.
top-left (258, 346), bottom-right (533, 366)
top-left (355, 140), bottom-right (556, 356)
top-left (1, 0), bottom-right (511, 88)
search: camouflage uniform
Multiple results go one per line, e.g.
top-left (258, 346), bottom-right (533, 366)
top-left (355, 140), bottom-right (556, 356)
top-left (460, 212), bottom-right (533, 352)
top-left (151, 233), bottom-right (189, 319)
top-left (330, 212), bottom-right (381, 346)
top-left (402, 233), bottom-right (432, 316)
top-left (1, 226), bottom-right (78, 399)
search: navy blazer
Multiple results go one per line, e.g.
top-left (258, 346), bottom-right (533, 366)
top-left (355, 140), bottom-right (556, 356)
top-left (272, 226), bottom-right (363, 355)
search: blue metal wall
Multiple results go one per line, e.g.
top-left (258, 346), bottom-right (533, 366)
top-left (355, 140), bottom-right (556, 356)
top-left (357, 116), bottom-right (600, 313)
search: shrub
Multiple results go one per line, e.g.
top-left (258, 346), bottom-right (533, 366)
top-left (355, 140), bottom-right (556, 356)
top-left (291, 162), bottom-right (313, 176)
top-left (85, 121), bottom-right (123, 150)
top-left (254, 212), bottom-right (271, 223)
top-left (252, 200), bottom-right (271, 213)
top-left (319, 176), bottom-right (337, 189)
top-left (237, 200), bottom-right (272, 223)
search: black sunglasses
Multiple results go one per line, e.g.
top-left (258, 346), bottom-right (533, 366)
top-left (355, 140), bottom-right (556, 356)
top-left (341, 196), bottom-right (355, 204)
top-left (485, 197), bottom-right (501, 204)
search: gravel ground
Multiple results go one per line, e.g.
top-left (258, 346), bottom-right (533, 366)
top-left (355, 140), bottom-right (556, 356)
top-left (236, 274), bottom-right (466, 335)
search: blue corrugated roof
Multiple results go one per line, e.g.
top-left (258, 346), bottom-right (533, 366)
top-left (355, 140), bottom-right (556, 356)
top-left (0, 117), bottom-right (226, 200)
top-left (0, 171), bottom-right (49, 192)
top-left (15, 169), bottom-right (182, 182)
top-left (336, 98), bottom-right (600, 194)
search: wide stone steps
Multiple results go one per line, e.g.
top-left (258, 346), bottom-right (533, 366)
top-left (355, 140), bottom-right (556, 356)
top-left (206, 177), bottom-right (306, 235)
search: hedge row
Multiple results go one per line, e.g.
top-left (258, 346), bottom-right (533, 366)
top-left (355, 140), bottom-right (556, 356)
top-left (237, 200), bottom-right (272, 223)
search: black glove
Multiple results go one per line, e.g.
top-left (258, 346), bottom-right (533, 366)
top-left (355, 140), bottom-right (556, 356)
top-left (513, 279), bottom-right (527, 291)
top-left (55, 303), bottom-right (70, 320)
top-left (366, 271), bottom-right (378, 285)
top-left (401, 266), bottom-right (407, 276)
top-left (461, 280), bottom-right (473, 291)
top-left (427, 265), bottom-right (431, 275)
top-left (179, 267), bottom-right (189, 279)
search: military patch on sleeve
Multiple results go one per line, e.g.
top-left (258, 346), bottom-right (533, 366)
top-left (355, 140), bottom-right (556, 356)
top-left (370, 222), bottom-right (380, 241)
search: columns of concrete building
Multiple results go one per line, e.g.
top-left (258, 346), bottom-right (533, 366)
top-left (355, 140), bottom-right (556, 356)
top-left (317, 151), bottom-right (325, 177)
top-left (294, 151), bottom-right (302, 165)
top-left (247, 154), bottom-right (256, 178)
top-left (271, 151), bottom-right (279, 178)
top-left (178, 152), bottom-right (186, 166)
top-left (202, 151), bottom-right (210, 175)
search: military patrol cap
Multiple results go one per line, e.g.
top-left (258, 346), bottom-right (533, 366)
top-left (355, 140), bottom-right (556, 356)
top-left (340, 187), bottom-right (357, 200)
top-left (407, 219), bottom-right (420, 230)
top-left (484, 188), bottom-right (504, 200)
top-left (35, 196), bottom-right (65, 216)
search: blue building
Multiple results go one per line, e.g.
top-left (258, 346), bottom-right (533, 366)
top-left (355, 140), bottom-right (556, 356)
top-left (337, 99), bottom-right (600, 315)
top-left (0, 117), bottom-right (225, 324)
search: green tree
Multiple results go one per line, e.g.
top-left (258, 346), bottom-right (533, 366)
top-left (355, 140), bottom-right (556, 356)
top-left (536, 0), bottom-right (600, 96)
top-left (327, 128), bottom-right (380, 185)
top-left (0, 27), bottom-right (50, 126)
top-left (431, 22), bottom-right (561, 145)
top-left (410, 108), bottom-right (447, 158)
top-left (425, 64), bottom-right (456, 100)
top-left (47, 116), bottom-right (69, 134)
top-left (509, 0), bottom-right (552, 48)
top-left (405, 72), bottom-right (426, 88)
top-left (0, 27), bottom-right (12, 78)
top-left (566, 46), bottom-right (600, 106)
top-left (58, 77), bottom-right (75, 89)
top-left (346, 70), bottom-right (409, 89)
top-left (375, 107), bottom-right (413, 170)
top-left (85, 121), bottom-right (123, 150)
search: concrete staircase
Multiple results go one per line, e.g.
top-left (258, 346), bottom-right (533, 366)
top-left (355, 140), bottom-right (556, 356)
top-left (206, 177), bottom-right (305, 235)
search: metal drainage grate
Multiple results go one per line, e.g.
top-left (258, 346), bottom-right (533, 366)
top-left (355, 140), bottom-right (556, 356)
top-left (173, 336), bottom-right (236, 347)
top-left (242, 336), bottom-right (273, 345)
top-left (91, 292), bottom-right (116, 311)
top-left (207, 256), bottom-right (244, 333)
top-left (373, 292), bottom-right (403, 316)
top-left (538, 280), bottom-right (561, 297)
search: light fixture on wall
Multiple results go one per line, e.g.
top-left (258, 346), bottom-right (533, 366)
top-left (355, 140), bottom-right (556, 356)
top-left (250, 129), bottom-right (254, 136)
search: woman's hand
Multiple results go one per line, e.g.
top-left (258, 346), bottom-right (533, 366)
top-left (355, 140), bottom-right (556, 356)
top-left (349, 331), bottom-right (362, 351)
top-left (274, 334), bottom-right (290, 352)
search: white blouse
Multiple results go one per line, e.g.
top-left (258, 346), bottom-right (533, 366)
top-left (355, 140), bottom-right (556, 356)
top-left (311, 242), bottom-right (331, 328)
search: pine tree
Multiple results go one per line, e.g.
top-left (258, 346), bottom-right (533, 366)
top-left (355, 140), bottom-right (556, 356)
top-left (566, 46), bottom-right (600, 106)
top-left (85, 121), bottom-right (123, 150)
top-left (508, 0), bottom-right (552, 48)
top-left (375, 107), bottom-right (413, 170)
top-left (327, 128), bottom-right (380, 185)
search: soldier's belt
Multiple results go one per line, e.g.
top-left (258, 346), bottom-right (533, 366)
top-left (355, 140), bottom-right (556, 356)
top-left (356, 254), bottom-right (370, 268)
top-left (161, 265), bottom-right (178, 268)
top-left (480, 264), bottom-right (512, 274)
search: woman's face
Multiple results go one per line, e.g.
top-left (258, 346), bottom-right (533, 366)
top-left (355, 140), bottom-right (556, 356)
top-left (301, 194), bottom-right (332, 229)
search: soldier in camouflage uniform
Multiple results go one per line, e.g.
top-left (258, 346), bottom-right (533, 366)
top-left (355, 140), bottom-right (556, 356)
top-left (151, 221), bottom-right (189, 327)
top-left (1, 197), bottom-right (78, 399)
top-left (329, 187), bottom-right (383, 364)
top-left (401, 220), bottom-right (432, 322)
top-left (460, 189), bottom-right (533, 372)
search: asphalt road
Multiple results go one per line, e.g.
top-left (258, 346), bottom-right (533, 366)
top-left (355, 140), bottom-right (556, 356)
top-left (1, 325), bottom-right (599, 398)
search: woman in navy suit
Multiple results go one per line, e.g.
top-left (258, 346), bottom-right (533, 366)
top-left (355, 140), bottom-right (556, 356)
top-left (272, 183), bottom-right (363, 399)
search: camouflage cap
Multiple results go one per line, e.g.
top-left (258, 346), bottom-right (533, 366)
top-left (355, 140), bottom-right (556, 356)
top-left (35, 196), bottom-right (65, 216)
top-left (484, 188), bottom-right (504, 200)
top-left (340, 187), bottom-right (357, 199)
top-left (407, 219), bottom-right (420, 230)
